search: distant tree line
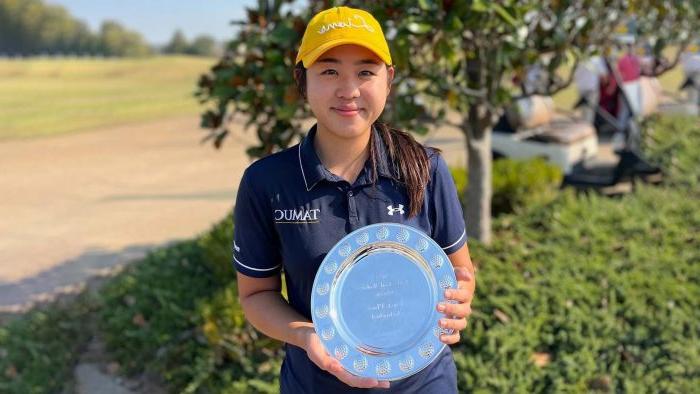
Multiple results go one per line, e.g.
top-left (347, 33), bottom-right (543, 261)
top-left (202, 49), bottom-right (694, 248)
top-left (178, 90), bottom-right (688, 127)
top-left (0, 0), bottom-right (220, 57)
top-left (0, 0), bottom-right (151, 56)
top-left (163, 30), bottom-right (220, 57)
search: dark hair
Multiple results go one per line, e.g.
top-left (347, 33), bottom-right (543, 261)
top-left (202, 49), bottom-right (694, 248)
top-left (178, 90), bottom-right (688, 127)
top-left (293, 62), bottom-right (438, 218)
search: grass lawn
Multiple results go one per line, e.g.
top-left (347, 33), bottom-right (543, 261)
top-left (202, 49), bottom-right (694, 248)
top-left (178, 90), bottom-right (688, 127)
top-left (0, 55), bottom-right (214, 140)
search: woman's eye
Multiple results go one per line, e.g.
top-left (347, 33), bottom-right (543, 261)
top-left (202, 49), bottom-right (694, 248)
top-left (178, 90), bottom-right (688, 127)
top-left (320, 69), bottom-right (375, 77)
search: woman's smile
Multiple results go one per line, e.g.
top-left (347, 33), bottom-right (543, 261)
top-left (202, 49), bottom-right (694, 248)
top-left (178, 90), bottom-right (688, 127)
top-left (332, 105), bottom-right (362, 117)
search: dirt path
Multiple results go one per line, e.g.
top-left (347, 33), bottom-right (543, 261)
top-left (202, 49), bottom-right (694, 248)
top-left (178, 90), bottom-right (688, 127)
top-left (0, 116), bottom-right (256, 312)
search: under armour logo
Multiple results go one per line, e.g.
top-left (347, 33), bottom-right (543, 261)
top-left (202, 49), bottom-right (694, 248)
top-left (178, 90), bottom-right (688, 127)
top-left (387, 204), bottom-right (405, 216)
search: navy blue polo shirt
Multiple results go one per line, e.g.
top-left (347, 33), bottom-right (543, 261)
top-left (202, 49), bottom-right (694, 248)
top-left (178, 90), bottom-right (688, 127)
top-left (232, 124), bottom-right (467, 394)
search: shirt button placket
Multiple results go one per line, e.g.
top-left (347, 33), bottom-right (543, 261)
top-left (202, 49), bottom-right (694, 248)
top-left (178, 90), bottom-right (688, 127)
top-left (347, 189), bottom-right (359, 227)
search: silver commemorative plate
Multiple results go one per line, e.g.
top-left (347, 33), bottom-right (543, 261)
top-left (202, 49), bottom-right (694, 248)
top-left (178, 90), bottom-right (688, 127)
top-left (311, 223), bottom-right (457, 381)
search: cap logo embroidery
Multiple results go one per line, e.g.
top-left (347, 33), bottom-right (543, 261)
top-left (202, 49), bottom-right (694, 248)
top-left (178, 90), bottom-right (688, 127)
top-left (387, 204), bottom-right (404, 216)
top-left (317, 14), bottom-right (375, 35)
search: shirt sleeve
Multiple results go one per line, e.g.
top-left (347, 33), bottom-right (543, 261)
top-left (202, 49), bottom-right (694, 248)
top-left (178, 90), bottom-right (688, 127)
top-left (428, 152), bottom-right (468, 255)
top-left (232, 167), bottom-right (283, 278)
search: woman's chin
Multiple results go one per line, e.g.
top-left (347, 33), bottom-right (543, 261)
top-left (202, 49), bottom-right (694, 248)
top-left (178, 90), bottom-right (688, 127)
top-left (324, 124), bottom-right (371, 140)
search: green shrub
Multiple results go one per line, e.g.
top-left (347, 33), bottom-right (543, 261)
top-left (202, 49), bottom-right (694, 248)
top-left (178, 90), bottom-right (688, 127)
top-left (642, 114), bottom-right (700, 189)
top-left (0, 293), bottom-right (97, 394)
top-left (197, 211), bottom-right (236, 285)
top-left (451, 157), bottom-right (563, 216)
top-left (98, 219), bottom-right (283, 393)
top-left (194, 285), bottom-right (282, 394)
top-left (454, 185), bottom-right (700, 393)
top-left (97, 240), bottom-right (228, 385)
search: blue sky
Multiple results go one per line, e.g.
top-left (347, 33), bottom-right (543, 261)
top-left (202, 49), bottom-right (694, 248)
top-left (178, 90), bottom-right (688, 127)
top-left (46, 0), bottom-right (258, 45)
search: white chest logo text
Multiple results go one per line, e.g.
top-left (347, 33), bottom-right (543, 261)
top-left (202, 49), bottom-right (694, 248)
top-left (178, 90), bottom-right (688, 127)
top-left (387, 204), bottom-right (405, 216)
top-left (275, 208), bottom-right (321, 223)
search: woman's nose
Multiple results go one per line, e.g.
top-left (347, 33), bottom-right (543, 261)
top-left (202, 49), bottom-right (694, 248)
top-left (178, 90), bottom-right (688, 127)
top-left (335, 76), bottom-right (360, 99)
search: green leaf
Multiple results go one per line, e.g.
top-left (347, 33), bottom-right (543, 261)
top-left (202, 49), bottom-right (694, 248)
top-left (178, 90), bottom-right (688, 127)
top-left (392, 36), bottom-right (410, 68)
top-left (472, 0), bottom-right (488, 12)
top-left (437, 38), bottom-right (459, 70)
top-left (268, 24), bottom-right (296, 45)
top-left (492, 4), bottom-right (518, 27)
top-left (276, 104), bottom-right (296, 120)
top-left (406, 22), bottom-right (433, 34)
top-left (447, 14), bottom-right (464, 32)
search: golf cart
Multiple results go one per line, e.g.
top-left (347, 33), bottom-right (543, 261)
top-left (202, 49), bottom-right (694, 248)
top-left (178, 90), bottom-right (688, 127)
top-left (492, 95), bottom-right (599, 174)
top-left (563, 53), bottom-right (663, 193)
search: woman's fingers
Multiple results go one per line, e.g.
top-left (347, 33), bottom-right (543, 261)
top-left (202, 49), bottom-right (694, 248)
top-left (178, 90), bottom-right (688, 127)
top-left (334, 366), bottom-right (390, 388)
top-left (328, 358), bottom-right (390, 389)
top-left (435, 299), bottom-right (469, 346)
top-left (332, 360), bottom-right (390, 388)
top-left (440, 331), bottom-right (461, 345)
top-left (437, 300), bottom-right (472, 318)
top-left (443, 287), bottom-right (471, 304)
top-left (439, 316), bottom-right (468, 331)
top-left (453, 268), bottom-right (474, 302)
top-left (306, 334), bottom-right (390, 388)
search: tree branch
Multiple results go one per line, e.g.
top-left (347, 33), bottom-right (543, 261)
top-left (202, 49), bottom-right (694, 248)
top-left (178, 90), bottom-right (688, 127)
top-left (546, 53), bottom-right (580, 96)
top-left (457, 85), bottom-right (488, 99)
top-left (650, 37), bottom-right (692, 77)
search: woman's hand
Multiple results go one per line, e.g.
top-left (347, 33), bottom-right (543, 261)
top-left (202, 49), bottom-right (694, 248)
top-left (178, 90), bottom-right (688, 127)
top-left (302, 327), bottom-right (390, 389)
top-left (436, 267), bottom-right (474, 345)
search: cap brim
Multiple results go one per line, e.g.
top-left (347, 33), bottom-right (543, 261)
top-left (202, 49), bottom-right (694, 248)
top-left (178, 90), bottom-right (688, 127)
top-left (299, 38), bottom-right (392, 68)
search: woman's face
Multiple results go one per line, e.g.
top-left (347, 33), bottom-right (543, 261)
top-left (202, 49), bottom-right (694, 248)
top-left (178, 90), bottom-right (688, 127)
top-left (306, 44), bottom-right (394, 140)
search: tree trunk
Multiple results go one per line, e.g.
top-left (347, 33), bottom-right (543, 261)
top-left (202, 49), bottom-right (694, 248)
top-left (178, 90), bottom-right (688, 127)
top-left (463, 103), bottom-right (492, 244)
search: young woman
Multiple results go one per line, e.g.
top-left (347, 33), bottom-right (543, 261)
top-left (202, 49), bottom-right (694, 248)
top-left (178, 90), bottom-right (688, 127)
top-left (233, 6), bottom-right (475, 393)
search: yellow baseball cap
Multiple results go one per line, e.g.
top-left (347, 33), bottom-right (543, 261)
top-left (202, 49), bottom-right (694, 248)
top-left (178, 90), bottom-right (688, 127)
top-left (295, 6), bottom-right (392, 68)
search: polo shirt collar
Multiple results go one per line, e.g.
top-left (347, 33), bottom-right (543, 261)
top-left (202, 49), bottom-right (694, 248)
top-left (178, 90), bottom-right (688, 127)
top-left (298, 124), bottom-right (397, 191)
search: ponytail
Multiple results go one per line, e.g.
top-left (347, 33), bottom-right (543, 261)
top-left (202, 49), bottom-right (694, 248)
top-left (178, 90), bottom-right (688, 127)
top-left (371, 122), bottom-right (439, 218)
